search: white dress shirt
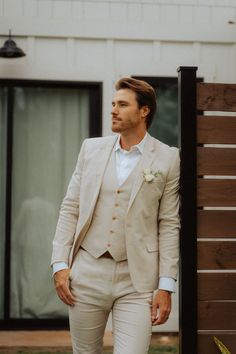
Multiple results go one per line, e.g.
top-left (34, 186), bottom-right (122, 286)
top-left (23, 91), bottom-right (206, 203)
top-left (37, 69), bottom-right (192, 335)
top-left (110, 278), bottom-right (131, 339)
top-left (53, 133), bottom-right (176, 293)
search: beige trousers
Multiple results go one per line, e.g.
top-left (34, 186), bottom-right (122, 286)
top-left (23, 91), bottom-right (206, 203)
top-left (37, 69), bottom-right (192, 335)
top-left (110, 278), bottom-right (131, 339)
top-left (69, 248), bottom-right (153, 354)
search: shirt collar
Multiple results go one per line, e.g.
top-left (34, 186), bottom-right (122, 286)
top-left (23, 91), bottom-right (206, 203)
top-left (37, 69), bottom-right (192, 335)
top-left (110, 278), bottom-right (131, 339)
top-left (115, 132), bottom-right (148, 154)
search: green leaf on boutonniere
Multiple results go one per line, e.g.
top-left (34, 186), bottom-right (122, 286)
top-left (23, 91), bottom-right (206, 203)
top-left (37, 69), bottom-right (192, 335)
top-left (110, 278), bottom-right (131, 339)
top-left (214, 336), bottom-right (231, 354)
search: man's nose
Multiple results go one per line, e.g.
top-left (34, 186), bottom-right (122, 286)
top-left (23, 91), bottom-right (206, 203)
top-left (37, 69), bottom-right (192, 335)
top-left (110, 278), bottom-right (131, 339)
top-left (111, 105), bottom-right (118, 115)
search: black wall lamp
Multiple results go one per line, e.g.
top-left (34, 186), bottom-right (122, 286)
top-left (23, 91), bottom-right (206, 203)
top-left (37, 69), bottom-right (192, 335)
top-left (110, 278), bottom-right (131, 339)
top-left (0, 30), bottom-right (26, 58)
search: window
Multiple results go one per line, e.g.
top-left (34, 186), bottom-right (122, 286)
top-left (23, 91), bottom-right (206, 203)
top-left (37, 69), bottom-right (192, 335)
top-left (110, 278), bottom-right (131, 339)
top-left (0, 80), bottom-right (102, 328)
top-left (134, 77), bottom-right (178, 147)
top-left (0, 87), bottom-right (7, 320)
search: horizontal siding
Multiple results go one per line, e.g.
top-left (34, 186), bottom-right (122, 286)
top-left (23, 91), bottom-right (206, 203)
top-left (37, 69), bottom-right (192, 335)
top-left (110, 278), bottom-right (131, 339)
top-left (0, 1), bottom-right (235, 43)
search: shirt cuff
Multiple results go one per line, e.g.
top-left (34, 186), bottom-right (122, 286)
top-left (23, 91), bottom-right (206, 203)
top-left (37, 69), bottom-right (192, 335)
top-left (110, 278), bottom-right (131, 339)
top-left (158, 277), bottom-right (176, 293)
top-left (52, 262), bottom-right (69, 276)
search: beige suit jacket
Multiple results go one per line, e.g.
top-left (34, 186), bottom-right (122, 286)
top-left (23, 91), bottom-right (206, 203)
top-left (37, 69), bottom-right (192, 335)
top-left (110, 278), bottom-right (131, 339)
top-left (51, 133), bottom-right (180, 292)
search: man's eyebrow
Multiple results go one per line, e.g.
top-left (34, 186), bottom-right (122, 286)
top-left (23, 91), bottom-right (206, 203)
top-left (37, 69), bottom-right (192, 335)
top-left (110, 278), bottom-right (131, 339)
top-left (112, 100), bottom-right (129, 104)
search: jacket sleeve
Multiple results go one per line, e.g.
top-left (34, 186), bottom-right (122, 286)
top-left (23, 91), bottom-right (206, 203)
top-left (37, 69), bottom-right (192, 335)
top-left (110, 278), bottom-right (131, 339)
top-left (51, 140), bottom-right (87, 265)
top-left (157, 148), bottom-right (180, 280)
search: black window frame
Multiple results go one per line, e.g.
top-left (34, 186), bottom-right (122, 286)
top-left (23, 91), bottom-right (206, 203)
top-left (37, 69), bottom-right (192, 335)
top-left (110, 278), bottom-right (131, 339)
top-left (0, 79), bottom-right (102, 330)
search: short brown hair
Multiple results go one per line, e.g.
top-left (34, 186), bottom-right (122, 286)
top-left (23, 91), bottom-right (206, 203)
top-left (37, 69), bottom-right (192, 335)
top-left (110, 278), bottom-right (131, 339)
top-left (115, 77), bottom-right (157, 129)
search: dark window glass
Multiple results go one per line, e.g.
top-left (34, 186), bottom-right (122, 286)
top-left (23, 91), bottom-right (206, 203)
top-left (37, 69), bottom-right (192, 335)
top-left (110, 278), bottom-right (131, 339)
top-left (134, 77), bottom-right (178, 147)
top-left (0, 81), bottom-right (101, 327)
top-left (0, 87), bottom-right (7, 319)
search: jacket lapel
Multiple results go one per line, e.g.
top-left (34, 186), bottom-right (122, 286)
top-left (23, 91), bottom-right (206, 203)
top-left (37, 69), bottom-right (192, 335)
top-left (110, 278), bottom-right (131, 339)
top-left (86, 135), bottom-right (118, 216)
top-left (127, 134), bottom-right (155, 212)
top-left (71, 135), bottom-right (118, 260)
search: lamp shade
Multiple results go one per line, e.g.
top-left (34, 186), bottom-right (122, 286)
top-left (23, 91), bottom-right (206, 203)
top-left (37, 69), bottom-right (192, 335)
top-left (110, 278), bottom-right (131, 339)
top-left (0, 31), bottom-right (26, 58)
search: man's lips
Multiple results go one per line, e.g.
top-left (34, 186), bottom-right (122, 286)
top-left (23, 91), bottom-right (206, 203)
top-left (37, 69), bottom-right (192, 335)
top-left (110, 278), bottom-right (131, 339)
top-left (112, 117), bottom-right (122, 122)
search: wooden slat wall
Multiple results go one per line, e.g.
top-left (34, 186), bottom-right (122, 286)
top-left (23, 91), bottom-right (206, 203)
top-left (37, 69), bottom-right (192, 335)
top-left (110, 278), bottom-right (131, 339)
top-left (198, 333), bottom-right (236, 354)
top-left (198, 273), bottom-right (236, 300)
top-left (197, 83), bottom-right (236, 111)
top-left (196, 82), bottom-right (236, 353)
top-left (197, 116), bottom-right (236, 144)
top-left (197, 179), bottom-right (236, 207)
top-left (198, 302), bottom-right (236, 330)
top-left (198, 210), bottom-right (236, 238)
top-left (198, 241), bottom-right (236, 269)
top-left (197, 147), bottom-right (236, 175)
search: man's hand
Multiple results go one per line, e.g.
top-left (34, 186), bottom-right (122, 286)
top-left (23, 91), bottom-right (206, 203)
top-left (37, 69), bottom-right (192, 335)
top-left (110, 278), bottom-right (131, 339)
top-left (150, 289), bottom-right (171, 326)
top-left (54, 269), bottom-right (75, 306)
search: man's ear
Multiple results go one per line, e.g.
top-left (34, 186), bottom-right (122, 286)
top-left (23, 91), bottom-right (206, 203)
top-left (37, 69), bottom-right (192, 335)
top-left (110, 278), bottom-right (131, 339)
top-left (141, 106), bottom-right (150, 118)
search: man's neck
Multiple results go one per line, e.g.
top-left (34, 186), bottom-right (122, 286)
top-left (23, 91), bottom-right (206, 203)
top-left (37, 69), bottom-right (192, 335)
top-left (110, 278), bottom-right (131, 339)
top-left (119, 131), bottom-right (147, 151)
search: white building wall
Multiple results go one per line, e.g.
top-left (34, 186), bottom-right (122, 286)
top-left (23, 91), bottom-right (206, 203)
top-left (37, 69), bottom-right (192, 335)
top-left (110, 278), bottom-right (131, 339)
top-left (1, 0), bottom-right (236, 135)
top-left (1, 0), bottom-right (236, 332)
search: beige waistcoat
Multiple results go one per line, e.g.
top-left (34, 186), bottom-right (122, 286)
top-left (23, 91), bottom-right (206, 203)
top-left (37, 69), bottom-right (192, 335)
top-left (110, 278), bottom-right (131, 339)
top-left (81, 149), bottom-right (139, 261)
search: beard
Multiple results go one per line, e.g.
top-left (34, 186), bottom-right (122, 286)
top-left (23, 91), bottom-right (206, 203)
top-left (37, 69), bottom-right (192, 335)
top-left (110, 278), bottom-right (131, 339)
top-left (111, 119), bottom-right (123, 132)
top-left (111, 117), bottom-right (139, 133)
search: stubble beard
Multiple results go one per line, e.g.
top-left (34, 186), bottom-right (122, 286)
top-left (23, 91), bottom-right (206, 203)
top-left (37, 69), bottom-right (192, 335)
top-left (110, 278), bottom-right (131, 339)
top-left (111, 116), bottom-right (140, 134)
top-left (111, 120), bottom-right (123, 133)
top-left (111, 125), bottom-right (121, 133)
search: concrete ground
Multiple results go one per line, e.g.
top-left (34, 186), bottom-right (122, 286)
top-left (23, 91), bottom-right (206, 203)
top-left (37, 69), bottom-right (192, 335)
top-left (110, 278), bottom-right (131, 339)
top-left (0, 331), bottom-right (178, 353)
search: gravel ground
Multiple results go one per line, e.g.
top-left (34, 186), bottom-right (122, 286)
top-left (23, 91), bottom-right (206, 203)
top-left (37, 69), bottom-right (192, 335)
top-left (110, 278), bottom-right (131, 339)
top-left (0, 334), bottom-right (179, 354)
top-left (0, 347), bottom-right (178, 354)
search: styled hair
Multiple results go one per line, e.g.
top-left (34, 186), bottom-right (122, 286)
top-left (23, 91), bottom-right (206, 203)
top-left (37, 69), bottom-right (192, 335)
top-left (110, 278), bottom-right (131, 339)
top-left (115, 77), bottom-right (157, 129)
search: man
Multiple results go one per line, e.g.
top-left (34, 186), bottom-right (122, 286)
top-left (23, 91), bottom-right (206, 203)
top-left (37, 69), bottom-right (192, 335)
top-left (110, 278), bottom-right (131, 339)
top-left (51, 77), bottom-right (180, 354)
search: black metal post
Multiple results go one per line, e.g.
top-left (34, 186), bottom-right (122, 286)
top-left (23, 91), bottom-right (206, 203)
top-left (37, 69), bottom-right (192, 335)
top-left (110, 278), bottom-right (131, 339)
top-left (177, 66), bottom-right (198, 354)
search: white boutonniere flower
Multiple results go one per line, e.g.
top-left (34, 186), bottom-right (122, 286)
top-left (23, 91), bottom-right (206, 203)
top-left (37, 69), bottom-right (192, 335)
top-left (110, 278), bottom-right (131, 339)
top-left (143, 169), bottom-right (160, 183)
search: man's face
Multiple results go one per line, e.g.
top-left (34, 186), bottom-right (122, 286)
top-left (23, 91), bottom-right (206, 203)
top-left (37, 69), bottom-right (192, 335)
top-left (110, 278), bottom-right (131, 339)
top-left (111, 89), bottom-right (147, 134)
